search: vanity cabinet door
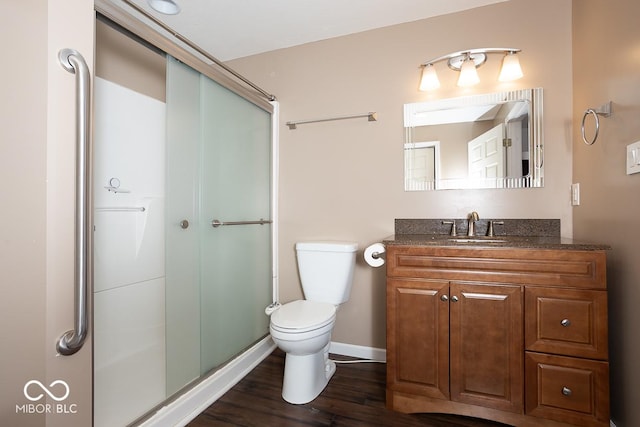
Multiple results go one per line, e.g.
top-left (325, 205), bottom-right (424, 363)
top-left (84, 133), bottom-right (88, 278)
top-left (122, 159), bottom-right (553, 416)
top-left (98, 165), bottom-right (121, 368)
top-left (387, 278), bottom-right (449, 400)
top-left (449, 282), bottom-right (524, 414)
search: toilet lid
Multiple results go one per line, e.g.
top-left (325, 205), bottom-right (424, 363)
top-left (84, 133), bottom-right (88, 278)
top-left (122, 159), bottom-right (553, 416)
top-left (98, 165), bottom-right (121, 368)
top-left (271, 300), bottom-right (336, 332)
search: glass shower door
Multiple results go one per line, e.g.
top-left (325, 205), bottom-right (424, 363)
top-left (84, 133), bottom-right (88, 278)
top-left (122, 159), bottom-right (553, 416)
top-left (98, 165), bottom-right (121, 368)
top-left (199, 76), bottom-right (272, 372)
top-left (165, 56), bottom-right (272, 395)
top-left (165, 58), bottom-right (201, 395)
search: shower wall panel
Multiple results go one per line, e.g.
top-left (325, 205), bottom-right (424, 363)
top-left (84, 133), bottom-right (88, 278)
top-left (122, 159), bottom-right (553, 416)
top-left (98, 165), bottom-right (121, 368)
top-left (93, 278), bottom-right (165, 427)
top-left (93, 77), bottom-right (167, 427)
top-left (93, 77), bottom-right (165, 292)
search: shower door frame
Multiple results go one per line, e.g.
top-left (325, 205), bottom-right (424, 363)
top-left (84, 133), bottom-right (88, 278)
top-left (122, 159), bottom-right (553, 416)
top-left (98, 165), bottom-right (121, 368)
top-left (93, 3), bottom-right (279, 425)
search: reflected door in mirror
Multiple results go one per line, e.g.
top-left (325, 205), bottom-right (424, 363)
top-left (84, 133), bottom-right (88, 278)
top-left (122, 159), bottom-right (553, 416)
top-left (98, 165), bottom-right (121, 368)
top-left (403, 88), bottom-right (543, 191)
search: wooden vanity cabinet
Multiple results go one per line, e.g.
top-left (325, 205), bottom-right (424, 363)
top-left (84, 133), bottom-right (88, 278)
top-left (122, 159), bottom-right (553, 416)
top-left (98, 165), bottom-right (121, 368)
top-left (387, 279), bottom-right (523, 412)
top-left (386, 244), bottom-right (609, 427)
top-left (387, 278), bottom-right (450, 401)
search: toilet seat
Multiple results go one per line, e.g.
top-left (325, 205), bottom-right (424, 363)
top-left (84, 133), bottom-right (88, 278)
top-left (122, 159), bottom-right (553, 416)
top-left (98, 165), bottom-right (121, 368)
top-left (270, 300), bottom-right (336, 333)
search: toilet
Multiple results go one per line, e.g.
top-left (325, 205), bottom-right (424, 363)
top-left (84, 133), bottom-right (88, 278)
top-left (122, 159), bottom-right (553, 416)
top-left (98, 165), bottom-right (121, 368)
top-left (269, 241), bottom-right (358, 404)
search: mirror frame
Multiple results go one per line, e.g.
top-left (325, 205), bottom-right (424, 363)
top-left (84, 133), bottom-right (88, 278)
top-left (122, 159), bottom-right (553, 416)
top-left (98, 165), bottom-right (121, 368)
top-left (404, 88), bottom-right (543, 190)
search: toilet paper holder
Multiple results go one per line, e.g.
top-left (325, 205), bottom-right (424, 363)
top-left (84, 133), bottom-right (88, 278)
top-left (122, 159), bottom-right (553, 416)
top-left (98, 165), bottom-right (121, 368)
top-left (364, 242), bottom-right (386, 268)
top-left (371, 250), bottom-right (385, 260)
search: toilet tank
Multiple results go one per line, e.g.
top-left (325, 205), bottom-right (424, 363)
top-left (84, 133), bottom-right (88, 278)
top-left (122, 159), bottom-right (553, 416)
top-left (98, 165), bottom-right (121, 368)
top-left (296, 241), bottom-right (358, 305)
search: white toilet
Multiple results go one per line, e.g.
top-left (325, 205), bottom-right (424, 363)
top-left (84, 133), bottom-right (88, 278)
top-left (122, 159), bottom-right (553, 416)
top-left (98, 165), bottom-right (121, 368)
top-left (269, 241), bottom-right (358, 404)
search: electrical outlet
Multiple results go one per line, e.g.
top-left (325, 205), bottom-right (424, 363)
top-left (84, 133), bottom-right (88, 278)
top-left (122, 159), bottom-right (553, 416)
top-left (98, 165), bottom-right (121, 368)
top-left (571, 183), bottom-right (580, 206)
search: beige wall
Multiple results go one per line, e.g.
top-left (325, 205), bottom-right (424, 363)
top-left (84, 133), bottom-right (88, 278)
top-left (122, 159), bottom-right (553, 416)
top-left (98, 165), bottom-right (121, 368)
top-left (572, 1), bottom-right (640, 426)
top-left (1, 2), bottom-right (47, 425)
top-left (1, 1), bottom-right (94, 426)
top-left (95, 19), bottom-right (166, 101)
top-left (230, 0), bottom-right (574, 350)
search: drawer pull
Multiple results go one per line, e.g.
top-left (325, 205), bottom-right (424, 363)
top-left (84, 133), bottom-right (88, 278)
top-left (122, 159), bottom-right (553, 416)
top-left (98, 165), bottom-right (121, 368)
top-left (561, 318), bottom-right (571, 327)
top-left (451, 295), bottom-right (459, 302)
top-left (561, 386), bottom-right (572, 396)
top-left (441, 295), bottom-right (449, 302)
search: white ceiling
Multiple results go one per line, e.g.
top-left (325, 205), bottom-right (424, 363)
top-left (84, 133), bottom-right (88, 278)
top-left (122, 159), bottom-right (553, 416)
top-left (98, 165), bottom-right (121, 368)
top-left (124, 0), bottom-right (508, 61)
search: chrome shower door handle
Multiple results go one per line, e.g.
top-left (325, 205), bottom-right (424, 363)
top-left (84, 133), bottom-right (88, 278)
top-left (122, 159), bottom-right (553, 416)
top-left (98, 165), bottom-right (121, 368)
top-left (57, 49), bottom-right (91, 356)
top-left (211, 218), bottom-right (273, 228)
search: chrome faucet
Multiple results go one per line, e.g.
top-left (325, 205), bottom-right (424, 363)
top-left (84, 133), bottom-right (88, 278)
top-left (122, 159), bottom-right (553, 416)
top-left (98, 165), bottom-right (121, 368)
top-left (467, 211), bottom-right (479, 236)
top-left (442, 220), bottom-right (457, 236)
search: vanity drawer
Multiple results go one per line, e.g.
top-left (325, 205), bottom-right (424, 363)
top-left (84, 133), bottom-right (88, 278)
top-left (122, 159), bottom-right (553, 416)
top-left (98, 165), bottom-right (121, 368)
top-left (525, 352), bottom-right (609, 427)
top-left (525, 287), bottom-right (608, 359)
top-left (386, 246), bottom-right (607, 289)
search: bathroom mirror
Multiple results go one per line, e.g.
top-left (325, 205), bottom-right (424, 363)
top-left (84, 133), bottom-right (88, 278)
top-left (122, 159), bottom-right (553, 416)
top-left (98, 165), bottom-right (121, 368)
top-left (404, 88), bottom-right (543, 191)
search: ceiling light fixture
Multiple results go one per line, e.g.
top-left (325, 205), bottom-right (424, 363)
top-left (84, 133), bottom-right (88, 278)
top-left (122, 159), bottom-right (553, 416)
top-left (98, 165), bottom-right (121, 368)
top-left (147, 0), bottom-right (181, 15)
top-left (419, 48), bottom-right (523, 91)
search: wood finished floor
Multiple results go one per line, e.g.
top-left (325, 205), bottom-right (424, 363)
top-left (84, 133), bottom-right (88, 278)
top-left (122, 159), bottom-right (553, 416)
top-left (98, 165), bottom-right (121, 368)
top-left (188, 349), bottom-right (511, 427)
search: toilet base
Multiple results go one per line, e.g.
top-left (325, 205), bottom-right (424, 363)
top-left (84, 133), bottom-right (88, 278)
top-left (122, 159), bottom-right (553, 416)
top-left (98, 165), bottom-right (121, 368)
top-left (281, 344), bottom-right (336, 404)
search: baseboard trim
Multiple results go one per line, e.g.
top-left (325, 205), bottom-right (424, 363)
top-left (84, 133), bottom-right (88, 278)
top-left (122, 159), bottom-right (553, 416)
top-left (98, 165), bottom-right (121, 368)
top-left (139, 336), bottom-right (276, 427)
top-left (329, 341), bottom-right (387, 362)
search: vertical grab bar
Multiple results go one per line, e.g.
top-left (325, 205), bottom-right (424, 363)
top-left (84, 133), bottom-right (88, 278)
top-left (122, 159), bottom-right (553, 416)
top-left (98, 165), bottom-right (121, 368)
top-left (57, 49), bottom-right (91, 356)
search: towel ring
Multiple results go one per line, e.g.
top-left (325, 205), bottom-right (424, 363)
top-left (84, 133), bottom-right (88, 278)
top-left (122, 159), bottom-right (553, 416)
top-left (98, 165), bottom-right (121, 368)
top-left (581, 102), bottom-right (612, 146)
top-left (581, 108), bottom-right (600, 145)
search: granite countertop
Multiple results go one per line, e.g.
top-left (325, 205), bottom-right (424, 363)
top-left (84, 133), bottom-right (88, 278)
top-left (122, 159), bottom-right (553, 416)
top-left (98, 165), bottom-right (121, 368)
top-left (386, 218), bottom-right (610, 250)
top-left (383, 234), bottom-right (610, 251)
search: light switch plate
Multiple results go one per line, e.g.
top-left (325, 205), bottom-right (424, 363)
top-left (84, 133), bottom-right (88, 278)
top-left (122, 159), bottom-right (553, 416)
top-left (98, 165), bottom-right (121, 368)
top-left (627, 140), bottom-right (640, 175)
top-left (571, 183), bottom-right (580, 206)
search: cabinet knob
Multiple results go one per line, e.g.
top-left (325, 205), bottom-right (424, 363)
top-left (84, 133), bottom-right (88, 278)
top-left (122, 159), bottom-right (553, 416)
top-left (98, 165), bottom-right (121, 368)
top-left (561, 318), bottom-right (571, 327)
top-left (180, 219), bottom-right (190, 229)
top-left (451, 295), bottom-right (459, 302)
top-left (441, 295), bottom-right (449, 302)
top-left (562, 386), bottom-right (572, 396)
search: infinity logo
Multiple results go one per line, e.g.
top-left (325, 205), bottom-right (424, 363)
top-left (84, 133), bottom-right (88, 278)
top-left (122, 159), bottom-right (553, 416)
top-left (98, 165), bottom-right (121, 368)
top-left (23, 380), bottom-right (70, 402)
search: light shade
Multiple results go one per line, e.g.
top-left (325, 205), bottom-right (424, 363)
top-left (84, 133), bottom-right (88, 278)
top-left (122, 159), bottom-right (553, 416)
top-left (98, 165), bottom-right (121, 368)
top-left (457, 57), bottom-right (480, 87)
top-left (498, 52), bottom-right (523, 82)
top-left (148, 0), bottom-right (181, 15)
top-left (419, 64), bottom-right (440, 91)
top-left (418, 48), bottom-right (523, 91)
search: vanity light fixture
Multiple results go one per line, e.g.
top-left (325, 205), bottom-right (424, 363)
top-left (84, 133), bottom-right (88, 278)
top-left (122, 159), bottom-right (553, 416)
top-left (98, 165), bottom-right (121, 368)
top-left (498, 51), bottom-right (524, 82)
top-left (147, 0), bottom-right (181, 15)
top-left (419, 48), bottom-right (523, 91)
top-left (418, 64), bottom-right (440, 91)
top-left (457, 54), bottom-right (481, 87)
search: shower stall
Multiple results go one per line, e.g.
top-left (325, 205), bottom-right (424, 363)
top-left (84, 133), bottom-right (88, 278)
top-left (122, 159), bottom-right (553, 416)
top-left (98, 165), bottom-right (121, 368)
top-left (92, 16), bottom-right (277, 427)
